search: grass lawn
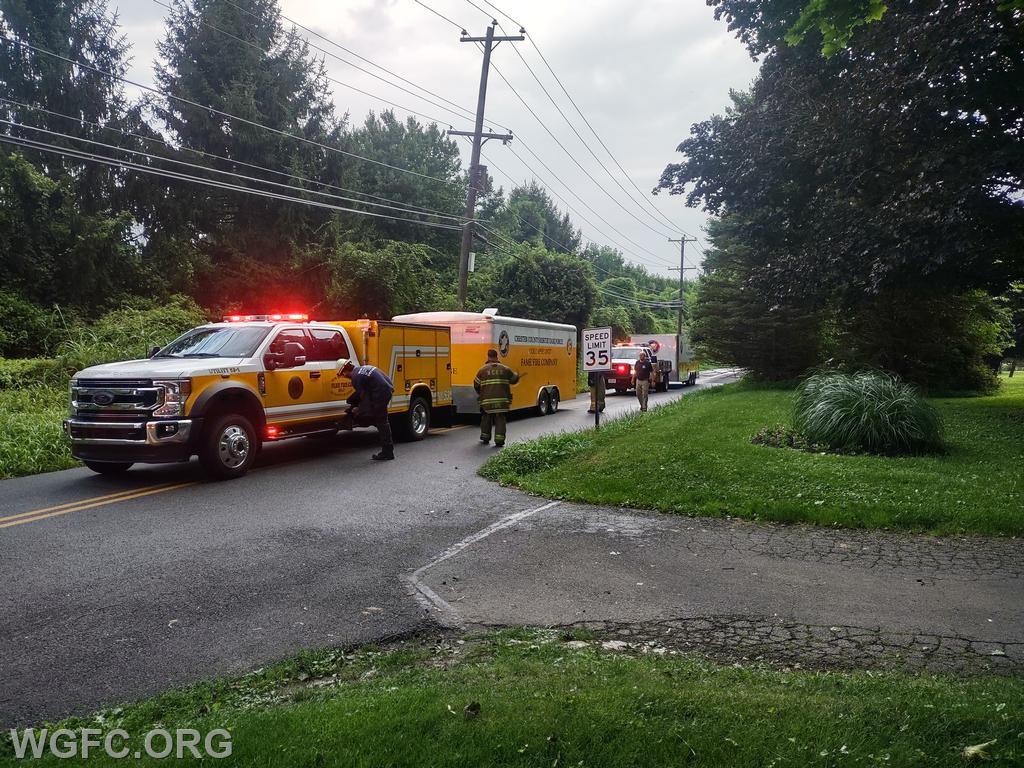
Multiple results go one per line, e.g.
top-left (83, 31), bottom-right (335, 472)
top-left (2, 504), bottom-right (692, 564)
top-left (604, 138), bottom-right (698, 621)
top-left (0, 386), bottom-right (76, 479)
top-left (1, 631), bottom-right (1021, 767)
top-left (481, 376), bottom-right (1024, 536)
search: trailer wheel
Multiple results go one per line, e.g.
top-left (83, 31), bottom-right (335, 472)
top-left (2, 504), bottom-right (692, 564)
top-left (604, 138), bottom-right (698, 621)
top-left (536, 391), bottom-right (551, 416)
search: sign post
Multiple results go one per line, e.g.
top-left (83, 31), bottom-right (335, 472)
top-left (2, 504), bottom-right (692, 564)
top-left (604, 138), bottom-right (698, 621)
top-left (581, 327), bottom-right (613, 429)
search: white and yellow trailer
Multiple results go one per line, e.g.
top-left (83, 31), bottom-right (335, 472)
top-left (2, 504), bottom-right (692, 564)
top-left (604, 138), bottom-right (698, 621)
top-left (392, 311), bottom-right (577, 415)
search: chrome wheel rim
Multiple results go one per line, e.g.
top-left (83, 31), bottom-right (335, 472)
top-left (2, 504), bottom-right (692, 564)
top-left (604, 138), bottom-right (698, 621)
top-left (411, 403), bottom-right (428, 436)
top-left (218, 425), bottom-right (250, 468)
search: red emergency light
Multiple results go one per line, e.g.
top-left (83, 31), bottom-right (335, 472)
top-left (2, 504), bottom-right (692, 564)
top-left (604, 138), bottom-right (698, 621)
top-left (265, 425), bottom-right (281, 439)
top-left (615, 364), bottom-right (630, 375)
top-left (223, 313), bottom-right (310, 323)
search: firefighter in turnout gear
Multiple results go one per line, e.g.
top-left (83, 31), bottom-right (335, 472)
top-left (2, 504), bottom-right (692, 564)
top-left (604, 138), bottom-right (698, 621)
top-left (474, 349), bottom-right (521, 447)
top-left (340, 361), bottom-right (395, 460)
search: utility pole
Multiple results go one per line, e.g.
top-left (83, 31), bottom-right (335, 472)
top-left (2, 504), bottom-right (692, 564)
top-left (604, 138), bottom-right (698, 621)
top-left (449, 21), bottom-right (522, 309)
top-left (669, 237), bottom-right (698, 338)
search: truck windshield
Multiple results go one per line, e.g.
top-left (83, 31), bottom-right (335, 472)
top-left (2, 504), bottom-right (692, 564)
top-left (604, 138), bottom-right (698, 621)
top-left (155, 326), bottom-right (271, 359)
top-left (613, 348), bottom-right (644, 360)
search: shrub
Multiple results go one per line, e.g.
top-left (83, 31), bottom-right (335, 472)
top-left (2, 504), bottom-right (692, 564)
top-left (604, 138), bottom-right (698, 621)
top-left (480, 430), bottom-right (595, 481)
top-left (0, 357), bottom-right (66, 390)
top-left (55, 295), bottom-right (207, 372)
top-left (794, 371), bottom-right (943, 455)
top-left (751, 423), bottom-right (827, 452)
top-left (0, 291), bottom-right (59, 357)
top-left (0, 386), bottom-right (75, 478)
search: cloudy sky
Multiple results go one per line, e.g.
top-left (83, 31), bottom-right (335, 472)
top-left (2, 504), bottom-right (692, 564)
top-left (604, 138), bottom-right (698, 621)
top-left (114, 0), bottom-right (759, 276)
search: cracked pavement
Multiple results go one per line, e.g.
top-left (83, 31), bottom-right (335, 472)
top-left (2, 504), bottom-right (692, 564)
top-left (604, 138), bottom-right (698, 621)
top-left (421, 503), bottom-right (1024, 675)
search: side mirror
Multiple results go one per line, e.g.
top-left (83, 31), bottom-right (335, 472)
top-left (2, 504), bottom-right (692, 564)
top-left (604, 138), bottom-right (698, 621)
top-left (283, 342), bottom-right (306, 367)
top-left (265, 342), bottom-right (306, 370)
top-left (149, 346), bottom-right (161, 358)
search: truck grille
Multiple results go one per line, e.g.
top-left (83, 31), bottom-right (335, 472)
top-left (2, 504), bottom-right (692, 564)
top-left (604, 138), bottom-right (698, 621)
top-left (72, 379), bottom-right (162, 414)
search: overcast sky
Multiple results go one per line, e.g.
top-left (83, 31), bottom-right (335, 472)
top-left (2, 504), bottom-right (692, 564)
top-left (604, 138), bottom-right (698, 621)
top-left (114, 0), bottom-right (760, 277)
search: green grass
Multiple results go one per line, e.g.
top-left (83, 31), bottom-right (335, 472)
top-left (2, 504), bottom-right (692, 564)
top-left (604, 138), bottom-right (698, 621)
top-left (1, 631), bottom-right (1021, 767)
top-left (481, 376), bottom-right (1024, 536)
top-left (0, 385), bottom-right (76, 478)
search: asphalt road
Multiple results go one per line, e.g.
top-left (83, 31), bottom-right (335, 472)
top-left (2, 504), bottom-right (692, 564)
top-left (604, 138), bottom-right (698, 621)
top-left (0, 371), bottom-right (739, 725)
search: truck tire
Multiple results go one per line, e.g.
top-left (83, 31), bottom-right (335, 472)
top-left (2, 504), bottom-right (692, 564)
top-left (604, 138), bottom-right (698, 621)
top-left (200, 413), bottom-right (258, 480)
top-left (398, 395), bottom-right (430, 441)
top-left (549, 389), bottom-right (560, 412)
top-left (84, 460), bottom-right (133, 475)
top-left (536, 391), bottom-right (551, 416)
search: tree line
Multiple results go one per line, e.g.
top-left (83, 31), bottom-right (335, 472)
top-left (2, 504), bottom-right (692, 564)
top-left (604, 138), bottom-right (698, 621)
top-left (658, 0), bottom-right (1023, 391)
top-left (0, 0), bottom-right (684, 360)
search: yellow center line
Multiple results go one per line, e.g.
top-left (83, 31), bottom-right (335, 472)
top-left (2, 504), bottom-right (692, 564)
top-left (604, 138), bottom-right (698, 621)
top-left (0, 482), bottom-right (197, 530)
top-left (0, 483), bottom-right (185, 525)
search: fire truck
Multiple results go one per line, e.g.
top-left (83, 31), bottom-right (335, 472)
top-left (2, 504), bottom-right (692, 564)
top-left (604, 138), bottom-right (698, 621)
top-left (64, 314), bottom-right (452, 479)
top-left (64, 309), bottom-right (577, 480)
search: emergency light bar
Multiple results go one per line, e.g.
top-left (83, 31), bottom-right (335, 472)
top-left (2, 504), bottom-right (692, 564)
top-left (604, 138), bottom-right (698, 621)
top-left (223, 313), bottom-right (310, 323)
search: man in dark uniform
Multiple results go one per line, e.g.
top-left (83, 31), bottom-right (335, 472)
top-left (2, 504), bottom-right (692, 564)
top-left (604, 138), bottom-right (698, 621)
top-left (635, 350), bottom-right (653, 412)
top-left (474, 349), bottom-right (521, 447)
top-left (339, 360), bottom-right (395, 460)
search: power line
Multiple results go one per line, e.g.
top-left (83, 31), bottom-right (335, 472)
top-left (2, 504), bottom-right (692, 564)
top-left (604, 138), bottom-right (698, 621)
top-left (0, 117), bottom-right (471, 225)
top-left (0, 34), bottom-right (461, 188)
top-left (483, 145), bottom-right (670, 274)
top-left (506, 140), bottom-right (676, 270)
top-left (413, 0), bottom-right (468, 34)
top-left (486, 55), bottom-right (680, 251)
top-left (459, 4), bottom-right (679, 240)
top-left (483, 2), bottom-right (700, 242)
top-left (0, 97), bottom-right (475, 224)
top-left (0, 132), bottom-right (465, 230)
top-left (479, 0), bottom-right (523, 30)
top-left (228, 0), bottom-right (481, 124)
top-left (151, 0), bottom-right (469, 128)
top-left (500, 25), bottom-right (678, 239)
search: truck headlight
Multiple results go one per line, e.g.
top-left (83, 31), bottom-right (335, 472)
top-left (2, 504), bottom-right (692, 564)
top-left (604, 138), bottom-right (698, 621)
top-left (153, 379), bottom-right (192, 417)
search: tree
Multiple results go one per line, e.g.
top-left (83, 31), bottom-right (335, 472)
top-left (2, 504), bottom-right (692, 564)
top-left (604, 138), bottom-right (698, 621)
top-left (321, 239), bottom-right (452, 319)
top-left (709, 0), bottom-right (1023, 57)
top-left (479, 245), bottom-right (596, 329)
top-left (491, 181), bottom-right (582, 254)
top-left (0, 151), bottom-right (144, 316)
top-left (149, 0), bottom-right (344, 308)
top-left (0, 0), bottom-right (136, 209)
top-left (688, 216), bottom-right (825, 379)
top-left (345, 110), bottom-right (465, 250)
top-left (659, 0), bottom-right (1024, 387)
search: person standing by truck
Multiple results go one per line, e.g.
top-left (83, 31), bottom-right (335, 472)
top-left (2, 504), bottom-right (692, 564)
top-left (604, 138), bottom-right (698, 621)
top-left (474, 349), bottom-right (521, 447)
top-left (635, 350), bottom-right (653, 412)
top-left (339, 361), bottom-right (395, 461)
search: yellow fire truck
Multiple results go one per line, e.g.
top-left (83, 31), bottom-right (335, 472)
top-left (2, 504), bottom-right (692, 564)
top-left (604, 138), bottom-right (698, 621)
top-left (64, 314), bottom-right (451, 479)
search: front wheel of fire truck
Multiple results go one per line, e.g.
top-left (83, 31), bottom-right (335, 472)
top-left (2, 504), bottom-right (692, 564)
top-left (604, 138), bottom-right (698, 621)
top-left (200, 413), bottom-right (258, 480)
top-left (83, 460), bottom-right (134, 475)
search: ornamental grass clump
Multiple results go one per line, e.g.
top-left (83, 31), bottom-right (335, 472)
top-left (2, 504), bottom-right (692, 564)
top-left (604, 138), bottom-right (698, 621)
top-left (794, 371), bottom-right (943, 455)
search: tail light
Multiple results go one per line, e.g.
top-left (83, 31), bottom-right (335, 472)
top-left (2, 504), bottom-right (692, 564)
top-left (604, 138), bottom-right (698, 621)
top-left (615, 364), bottom-right (629, 374)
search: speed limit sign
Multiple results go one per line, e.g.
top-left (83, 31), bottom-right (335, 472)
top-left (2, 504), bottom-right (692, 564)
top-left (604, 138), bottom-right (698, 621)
top-left (582, 327), bottom-right (612, 372)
